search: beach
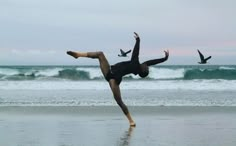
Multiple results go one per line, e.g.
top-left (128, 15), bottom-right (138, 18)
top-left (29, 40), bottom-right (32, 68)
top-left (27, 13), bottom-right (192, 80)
top-left (1, 65), bottom-right (236, 146)
top-left (1, 106), bottom-right (236, 146)
top-left (1, 0), bottom-right (236, 144)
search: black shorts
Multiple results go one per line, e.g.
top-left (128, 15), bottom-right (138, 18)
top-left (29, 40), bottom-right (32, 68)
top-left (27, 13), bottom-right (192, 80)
top-left (105, 70), bottom-right (122, 85)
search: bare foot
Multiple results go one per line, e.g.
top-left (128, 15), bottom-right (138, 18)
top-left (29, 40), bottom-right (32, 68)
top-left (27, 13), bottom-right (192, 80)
top-left (130, 122), bottom-right (136, 127)
top-left (67, 51), bottom-right (79, 59)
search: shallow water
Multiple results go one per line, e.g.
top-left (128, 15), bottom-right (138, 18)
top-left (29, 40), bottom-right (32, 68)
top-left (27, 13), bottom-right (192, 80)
top-left (1, 89), bottom-right (236, 106)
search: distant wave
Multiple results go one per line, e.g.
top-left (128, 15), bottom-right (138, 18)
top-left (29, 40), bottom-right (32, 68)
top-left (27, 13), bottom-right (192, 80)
top-left (0, 67), bottom-right (103, 81)
top-left (184, 68), bottom-right (236, 80)
top-left (149, 66), bottom-right (236, 80)
top-left (58, 69), bottom-right (91, 80)
top-left (0, 65), bottom-right (236, 81)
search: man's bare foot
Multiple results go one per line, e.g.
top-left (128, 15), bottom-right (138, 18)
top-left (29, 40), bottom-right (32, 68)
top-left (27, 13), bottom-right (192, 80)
top-left (67, 51), bottom-right (79, 59)
top-left (130, 122), bottom-right (136, 127)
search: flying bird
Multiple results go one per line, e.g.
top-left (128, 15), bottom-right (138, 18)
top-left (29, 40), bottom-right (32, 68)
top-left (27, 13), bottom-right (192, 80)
top-left (118, 49), bottom-right (131, 57)
top-left (197, 49), bottom-right (212, 64)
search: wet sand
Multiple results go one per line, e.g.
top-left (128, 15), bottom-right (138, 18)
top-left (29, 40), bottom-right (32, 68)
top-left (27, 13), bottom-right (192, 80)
top-left (1, 106), bottom-right (236, 146)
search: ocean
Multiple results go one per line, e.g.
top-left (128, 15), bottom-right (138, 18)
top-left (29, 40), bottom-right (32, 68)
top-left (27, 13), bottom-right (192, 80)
top-left (0, 65), bottom-right (236, 106)
top-left (1, 65), bottom-right (236, 146)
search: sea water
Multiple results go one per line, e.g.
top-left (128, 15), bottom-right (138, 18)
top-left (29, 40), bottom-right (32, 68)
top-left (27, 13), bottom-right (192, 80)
top-left (0, 65), bottom-right (236, 106)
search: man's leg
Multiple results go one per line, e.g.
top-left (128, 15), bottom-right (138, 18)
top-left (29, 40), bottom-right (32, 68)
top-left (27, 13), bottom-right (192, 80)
top-left (109, 79), bottom-right (136, 126)
top-left (67, 51), bottom-right (110, 77)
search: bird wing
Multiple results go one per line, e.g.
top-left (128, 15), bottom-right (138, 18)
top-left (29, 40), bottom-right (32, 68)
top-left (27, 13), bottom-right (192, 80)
top-left (197, 50), bottom-right (205, 61)
top-left (120, 49), bottom-right (125, 55)
top-left (205, 56), bottom-right (212, 61)
top-left (125, 50), bottom-right (131, 55)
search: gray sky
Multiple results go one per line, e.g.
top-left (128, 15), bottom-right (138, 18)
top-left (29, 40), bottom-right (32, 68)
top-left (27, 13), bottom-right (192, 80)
top-left (0, 0), bottom-right (235, 65)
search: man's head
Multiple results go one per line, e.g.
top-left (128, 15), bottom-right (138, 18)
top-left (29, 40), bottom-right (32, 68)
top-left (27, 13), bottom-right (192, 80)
top-left (138, 63), bottom-right (149, 78)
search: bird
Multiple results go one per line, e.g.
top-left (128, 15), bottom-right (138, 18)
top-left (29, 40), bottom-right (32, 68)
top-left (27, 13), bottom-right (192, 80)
top-left (197, 49), bottom-right (212, 64)
top-left (118, 49), bottom-right (131, 57)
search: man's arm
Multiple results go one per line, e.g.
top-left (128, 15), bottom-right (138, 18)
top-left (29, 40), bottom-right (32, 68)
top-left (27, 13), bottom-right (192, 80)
top-left (131, 32), bottom-right (140, 61)
top-left (143, 50), bottom-right (169, 66)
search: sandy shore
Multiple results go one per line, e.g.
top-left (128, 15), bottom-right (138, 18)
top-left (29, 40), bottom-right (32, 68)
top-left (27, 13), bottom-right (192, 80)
top-left (1, 106), bottom-right (236, 146)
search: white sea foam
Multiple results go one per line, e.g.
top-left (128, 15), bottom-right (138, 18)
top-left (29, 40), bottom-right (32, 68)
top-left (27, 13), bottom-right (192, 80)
top-left (34, 68), bottom-right (63, 77)
top-left (0, 68), bottom-right (19, 76)
top-left (219, 66), bottom-right (236, 70)
top-left (148, 67), bottom-right (185, 79)
top-left (0, 80), bottom-right (236, 91)
top-left (1, 87), bottom-right (236, 106)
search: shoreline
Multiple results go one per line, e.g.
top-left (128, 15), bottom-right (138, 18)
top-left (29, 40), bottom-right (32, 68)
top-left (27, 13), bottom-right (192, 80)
top-left (1, 106), bottom-right (236, 115)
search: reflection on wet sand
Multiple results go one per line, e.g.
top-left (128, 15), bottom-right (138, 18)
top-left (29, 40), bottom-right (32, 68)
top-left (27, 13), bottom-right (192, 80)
top-left (118, 127), bottom-right (134, 146)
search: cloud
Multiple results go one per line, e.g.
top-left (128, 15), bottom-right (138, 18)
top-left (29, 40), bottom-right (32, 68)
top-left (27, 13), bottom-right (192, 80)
top-left (0, 48), bottom-right (57, 55)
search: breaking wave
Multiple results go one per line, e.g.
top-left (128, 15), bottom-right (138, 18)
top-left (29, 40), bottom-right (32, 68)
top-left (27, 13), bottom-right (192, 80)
top-left (0, 65), bottom-right (236, 81)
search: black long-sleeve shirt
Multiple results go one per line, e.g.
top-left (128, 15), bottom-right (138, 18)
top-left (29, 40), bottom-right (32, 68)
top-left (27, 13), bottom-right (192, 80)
top-left (108, 37), bottom-right (167, 84)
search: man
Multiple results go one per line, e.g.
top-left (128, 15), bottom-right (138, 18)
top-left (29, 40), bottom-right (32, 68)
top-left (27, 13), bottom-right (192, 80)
top-left (67, 32), bottom-right (169, 126)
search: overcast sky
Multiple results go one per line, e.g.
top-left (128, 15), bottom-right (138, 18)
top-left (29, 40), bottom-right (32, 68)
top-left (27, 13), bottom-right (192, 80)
top-left (0, 0), bottom-right (235, 65)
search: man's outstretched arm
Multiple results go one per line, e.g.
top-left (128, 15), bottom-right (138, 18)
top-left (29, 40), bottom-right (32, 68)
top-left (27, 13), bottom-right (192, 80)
top-left (143, 50), bottom-right (169, 66)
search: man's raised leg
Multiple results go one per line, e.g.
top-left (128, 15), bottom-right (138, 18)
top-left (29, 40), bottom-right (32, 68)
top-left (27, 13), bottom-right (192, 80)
top-left (67, 51), bottom-right (110, 77)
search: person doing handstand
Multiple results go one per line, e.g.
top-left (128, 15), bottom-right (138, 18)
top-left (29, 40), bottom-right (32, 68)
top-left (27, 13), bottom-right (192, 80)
top-left (67, 32), bottom-right (169, 126)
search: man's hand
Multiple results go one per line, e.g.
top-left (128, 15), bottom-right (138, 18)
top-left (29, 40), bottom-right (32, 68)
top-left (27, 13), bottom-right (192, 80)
top-left (164, 50), bottom-right (169, 60)
top-left (134, 32), bottom-right (140, 40)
